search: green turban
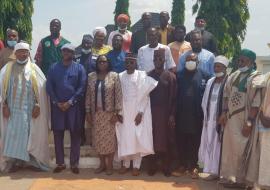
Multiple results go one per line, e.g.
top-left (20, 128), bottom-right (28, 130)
top-left (240, 49), bottom-right (256, 62)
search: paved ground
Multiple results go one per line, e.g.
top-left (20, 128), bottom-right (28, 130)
top-left (0, 169), bottom-right (238, 190)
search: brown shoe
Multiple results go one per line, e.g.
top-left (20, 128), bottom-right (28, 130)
top-left (190, 168), bottom-right (199, 179)
top-left (94, 166), bottom-right (106, 174)
top-left (171, 167), bottom-right (185, 177)
top-left (53, 165), bottom-right (66, 173)
top-left (71, 167), bottom-right (79, 174)
top-left (106, 169), bottom-right (114, 175)
top-left (132, 168), bottom-right (140, 176)
top-left (118, 166), bottom-right (129, 174)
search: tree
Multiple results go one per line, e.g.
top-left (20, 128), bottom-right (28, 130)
top-left (192, 0), bottom-right (250, 58)
top-left (0, 0), bottom-right (34, 43)
top-left (113, 0), bottom-right (130, 27)
top-left (171, 0), bottom-right (185, 26)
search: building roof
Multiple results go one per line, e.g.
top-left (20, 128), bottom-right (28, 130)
top-left (131, 12), bottom-right (160, 33)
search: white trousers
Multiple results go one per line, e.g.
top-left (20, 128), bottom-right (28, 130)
top-left (123, 155), bottom-right (142, 169)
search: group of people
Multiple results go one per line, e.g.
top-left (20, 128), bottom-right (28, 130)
top-left (0, 11), bottom-right (269, 190)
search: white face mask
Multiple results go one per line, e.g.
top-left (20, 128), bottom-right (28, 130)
top-left (195, 26), bottom-right (205, 31)
top-left (81, 48), bottom-right (91, 54)
top-left (185, 61), bottom-right (197, 71)
top-left (215, 72), bottom-right (225, 78)
top-left (17, 58), bottom-right (28, 65)
top-left (239, 66), bottom-right (249, 73)
top-left (118, 26), bottom-right (127, 31)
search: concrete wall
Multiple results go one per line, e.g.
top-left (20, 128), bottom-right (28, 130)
top-left (257, 56), bottom-right (270, 74)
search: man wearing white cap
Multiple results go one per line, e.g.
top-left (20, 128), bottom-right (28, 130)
top-left (0, 42), bottom-right (50, 172)
top-left (46, 43), bottom-right (87, 174)
top-left (198, 55), bottom-right (229, 180)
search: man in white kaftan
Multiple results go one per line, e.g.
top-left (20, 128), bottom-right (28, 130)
top-left (0, 42), bottom-right (50, 172)
top-left (116, 52), bottom-right (158, 176)
top-left (199, 56), bottom-right (229, 180)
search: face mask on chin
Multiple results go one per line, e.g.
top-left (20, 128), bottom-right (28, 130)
top-left (81, 48), bottom-right (91, 54)
top-left (239, 66), bottom-right (249, 73)
top-left (185, 61), bottom-right (197, 71)
top-left (118, 26), bottom-right (127, 31)
top-left (215, 72), bottom-right (225, 78)
top-left (17, 58), bottom-right (28, 65)
top-left (195, 26), bottom-right (205, 31)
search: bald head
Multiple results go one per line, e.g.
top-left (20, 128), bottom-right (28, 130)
top-left (160, 11), bottom-right (170, 29)
top-left (142, 12), bottom-right (152, 30)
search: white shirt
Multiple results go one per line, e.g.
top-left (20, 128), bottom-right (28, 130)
top-left (137, 43), bottom-right (176, 72)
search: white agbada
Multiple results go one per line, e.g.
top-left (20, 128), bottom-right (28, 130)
top-left (199, 77), bottom-right (222, 175)
top-left (0, 61), bottom-right (50, 171)
top-left (116, 70), bottom-right (158, 162)
top-left (137, 43), bottom-right (176, 72)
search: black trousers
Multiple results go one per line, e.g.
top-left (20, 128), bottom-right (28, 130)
top-left (176, 132), bottom-right (201, 170)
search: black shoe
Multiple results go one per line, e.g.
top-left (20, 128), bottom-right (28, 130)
top-left (163, 169), bottom-right (171, 177)
top-left (53, 165), bottom-right (66, 173)
top-left (147, 169), bottom-right (157, 176)
top-left (71, 167), bottom-right (79, 174)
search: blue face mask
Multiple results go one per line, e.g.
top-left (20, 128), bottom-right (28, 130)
top-left (7, 40), bottom-right (17, 47)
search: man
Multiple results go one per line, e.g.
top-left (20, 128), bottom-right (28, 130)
top-left (0, 42), bottom-right (50, 172)
top-left (185, 16), bottom-right (217, 54)
top-left (243, 72), bottom-right (270, 189)
top-left (173, 53), bottom-right (210, 178)
top-left (178, 30), bottom-right (215, 76)
top-left (198, 55), bottom-right (229, 180)
top-left (107, 34), bottom-right (126, 73)
top-left (35, 19), bottom-right (70, 76)
top-left (147, 49), bottom-right (177, 177)
top-left (168, 25), bottom-right (191, 68)
top-left (0, 29), bottom-right (19, 69)
top-left (108, 14), bottom-right (132, 52)
top-left (75, 34), bottom-right (94, 74)
top-left (116, 52), bottom-right (158, 176)
top-left (157, 11), bottom-right (174, 45)
top-left (131, 12), bottom-right (152, 54)
top-left (46, 43), bottom-right (87, 174)
top-left (219, 49), bottom-right (261, 188)
top-left (137, 27), bottom-right (176, 73)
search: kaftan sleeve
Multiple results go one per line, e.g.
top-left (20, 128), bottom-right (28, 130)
top-left (46, 66), bottom-right (58, 104)
top-left (69, 65), bottom-right (87, 105)
top-left (137, 48), bottom-right (143, 70)
top-left (165, 47), bottom-right (176, 70)
top-left (34, 41), bottom-right (43, 67)
top-left (137, 75), bottom-right (158, 113)
top-left (114, 74), bottom-right (123, 113)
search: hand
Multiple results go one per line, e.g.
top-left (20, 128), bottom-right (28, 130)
top-left (168, 115), bottom-right (175, 128)
top-left (3, 104), bottom-right (10, 118)
top-left (32, 104), bottom-right (40, 118)
top-left (135, 112), bottom-right (143, 126)
top-left (62, 102), bottom-right (71, 112)
top-left (218, 112), bottom-right (227, 127)
top-left (110, 114), bottom-right (119, 125)
top-left (242, 124), bottom-right (252, 137)
top-left (117, 115), bottom-right (123, 123)
top-left (86, 113), bottom-right (92, 125)
top-left (57, 103), bottom-right (65, 111)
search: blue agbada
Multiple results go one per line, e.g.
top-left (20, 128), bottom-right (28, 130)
top-left (107, 50), bottom-right (126, 73)
top-left (46, 61), bottom-right (87, 131)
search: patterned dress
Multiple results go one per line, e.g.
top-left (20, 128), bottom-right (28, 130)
top-left (85, 72), bottom-right (122, 155)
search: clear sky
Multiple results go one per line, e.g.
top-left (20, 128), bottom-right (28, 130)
top-left (31, 0), bottom-right (269, 56)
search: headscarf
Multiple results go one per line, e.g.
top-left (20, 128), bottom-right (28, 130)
top-left (117, 14), bottom-right (129, 23)
top-left (93, 27), bottom-right (107, 37)
top-left (240, 49), bottom-right (256, 62)
top-left (82, 34), bottom-right (93, 43)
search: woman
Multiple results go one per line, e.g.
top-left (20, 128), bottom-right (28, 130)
top-left (92, 27), bottom-right (111, 61)
top-left (85, 55), bottom-right (122, 175)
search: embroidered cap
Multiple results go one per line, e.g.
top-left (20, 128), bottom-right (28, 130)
top-left (214, 55), bottom-right (229, 67)
top-left (14, 42), bottom-right (30, 52)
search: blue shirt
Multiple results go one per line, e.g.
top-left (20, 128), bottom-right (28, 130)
top-left (107, 50), bottom-right (126, 73)
top-left (178, 49), bottom-right (215, 76)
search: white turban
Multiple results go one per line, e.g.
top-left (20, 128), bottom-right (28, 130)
top-left (14, 42), bottom-right (30, 52)
top-left (214, 55), bottom-right (229, 67)
top-left (93, 26), bottom-right (107, 37)
top-left (61, 43), bottom-right (76, 52)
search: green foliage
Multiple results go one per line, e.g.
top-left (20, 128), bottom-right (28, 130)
top-left (113, 0), bottom-right (130, 27)
top-left (192, 0), bottom-right (250, 59)
top-left (0, 0), bottom-right (34, 43)
top-left (171, 0), bottom-right (185, 26)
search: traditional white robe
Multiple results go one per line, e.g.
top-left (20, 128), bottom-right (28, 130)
top-left (0, 60), bottom-right (50, 171)
top-left (199, 77), bottom-right (222, 175)
top-left (116, 70), bottom-right (158, 161)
